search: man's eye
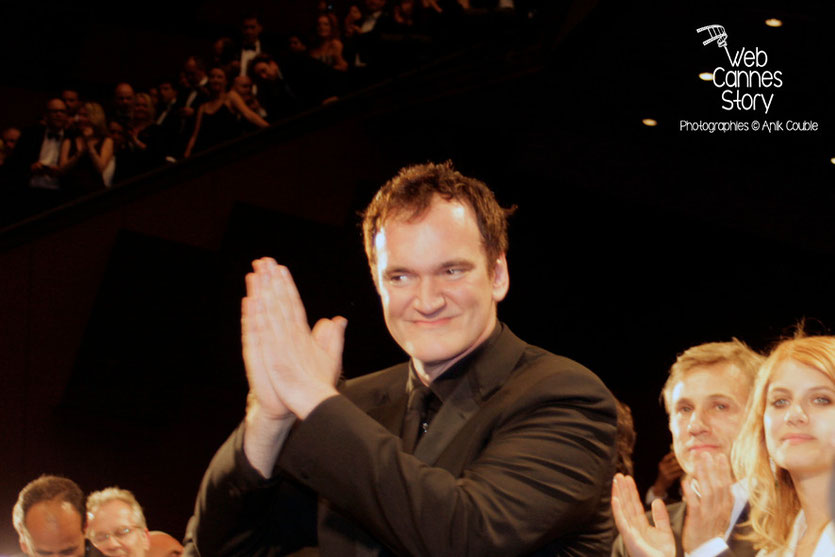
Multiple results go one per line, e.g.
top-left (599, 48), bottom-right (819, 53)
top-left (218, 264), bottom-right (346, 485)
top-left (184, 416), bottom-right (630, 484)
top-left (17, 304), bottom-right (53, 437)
top-left (714, 403), bottom-right (728, 411)
top-left (813, 395), bottom-right (831, 405)
top-left (770, 398), bottom-right (789, 408)
top-left (677, 406), bottom-right (692, 414)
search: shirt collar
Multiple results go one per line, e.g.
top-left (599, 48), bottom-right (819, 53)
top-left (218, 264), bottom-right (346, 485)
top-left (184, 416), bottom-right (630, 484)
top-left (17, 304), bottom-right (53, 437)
top-left (407, 322), bottom-right (503, 403)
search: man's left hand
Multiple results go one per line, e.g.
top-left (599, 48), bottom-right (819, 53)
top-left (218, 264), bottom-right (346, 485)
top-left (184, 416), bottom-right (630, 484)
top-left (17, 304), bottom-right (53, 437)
top-left (681, 452), bottom-right (734, 552)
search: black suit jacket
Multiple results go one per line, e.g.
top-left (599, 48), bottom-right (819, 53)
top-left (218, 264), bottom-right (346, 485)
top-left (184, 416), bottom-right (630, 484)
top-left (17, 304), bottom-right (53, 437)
top-left (188, 324), bottom-right (617, 556)
top-left (610, 500), bottom-right (756, 557)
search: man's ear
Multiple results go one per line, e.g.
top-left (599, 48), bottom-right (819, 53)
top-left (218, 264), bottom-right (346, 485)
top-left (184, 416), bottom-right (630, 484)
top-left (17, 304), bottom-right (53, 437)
top-left (19, 535), bottom-right (30, 556)
top-left (491, 254), bottom-right (509, 302)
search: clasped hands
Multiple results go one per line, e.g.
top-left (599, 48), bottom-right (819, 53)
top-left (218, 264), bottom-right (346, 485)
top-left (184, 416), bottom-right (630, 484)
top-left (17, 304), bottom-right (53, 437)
top-left (612, 452), bottom-right (735, 557)
top-left (242, 257), bottom-right (347, 422)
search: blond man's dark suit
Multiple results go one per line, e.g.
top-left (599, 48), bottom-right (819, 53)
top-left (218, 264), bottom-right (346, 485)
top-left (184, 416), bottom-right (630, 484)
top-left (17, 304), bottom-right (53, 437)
top-left (188, 325), bottom-right (617, 556)
top-left (610, 500), bottom-right (756, 557)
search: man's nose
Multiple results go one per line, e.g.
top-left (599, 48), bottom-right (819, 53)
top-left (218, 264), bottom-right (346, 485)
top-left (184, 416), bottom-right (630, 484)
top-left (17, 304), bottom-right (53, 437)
top-left (687, 407), bottom-right (709, 435)
top-left (414, 277), bottom-right (445, 314)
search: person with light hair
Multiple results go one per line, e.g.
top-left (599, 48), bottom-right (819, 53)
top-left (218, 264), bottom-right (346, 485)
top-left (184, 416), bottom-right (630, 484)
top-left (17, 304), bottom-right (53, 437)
top-left (732, 334), bottom-right (835, 556)
top-left (612, 338), bottom-right (764, 557)
top-left (86, 487), bottom-right (150, 557)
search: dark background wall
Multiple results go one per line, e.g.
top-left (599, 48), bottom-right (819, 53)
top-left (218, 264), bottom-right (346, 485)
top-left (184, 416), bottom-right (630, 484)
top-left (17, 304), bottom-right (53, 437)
top-left (2, 0), bottom-right (835, 553)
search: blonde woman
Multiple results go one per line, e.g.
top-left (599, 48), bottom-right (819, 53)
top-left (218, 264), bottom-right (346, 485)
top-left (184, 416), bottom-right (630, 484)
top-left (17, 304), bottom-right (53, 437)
top-left (59, 102), bottom-right (114, 190)
top-left (733, 334), bottom-right (835, 556)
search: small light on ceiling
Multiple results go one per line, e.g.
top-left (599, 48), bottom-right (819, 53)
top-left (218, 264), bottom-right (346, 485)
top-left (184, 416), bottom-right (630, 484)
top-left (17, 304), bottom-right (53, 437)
top-left (830, 157), bottom-right (835, 165)
top-left (642, 118), bottom-right (658, 127)
top-left (765, 18), bottom-right (783, 28)
top-left (699, 72), bottom-right (714, 81)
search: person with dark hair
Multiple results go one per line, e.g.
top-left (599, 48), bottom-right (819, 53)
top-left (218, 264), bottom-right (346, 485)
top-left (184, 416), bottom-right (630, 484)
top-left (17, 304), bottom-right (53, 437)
top-left (248, 53), bottom-right (303, 122)
top-left (615, 399), bottom-right (636, 477)
top-left (112, 83), bottom-right (136, 126)
top-left (187, 161), bottom-right (617, 556)
top-left (12, 475), bottom-right (104, 557)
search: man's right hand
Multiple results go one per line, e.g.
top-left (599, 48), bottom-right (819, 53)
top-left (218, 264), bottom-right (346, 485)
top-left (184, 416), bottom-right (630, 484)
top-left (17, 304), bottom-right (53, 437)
top-left (612, 473), bottom-right (676, 557)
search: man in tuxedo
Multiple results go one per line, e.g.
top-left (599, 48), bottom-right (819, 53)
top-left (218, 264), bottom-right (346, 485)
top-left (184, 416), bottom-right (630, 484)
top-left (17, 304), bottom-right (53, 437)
top-left (12, 475), bottom-right (104, 557)
top-left (187, 161), bottom-right (617, 556)
top-left (234, 14), bottom-right (268, 78)
top-left (611, 340), bottom-right (763, 557)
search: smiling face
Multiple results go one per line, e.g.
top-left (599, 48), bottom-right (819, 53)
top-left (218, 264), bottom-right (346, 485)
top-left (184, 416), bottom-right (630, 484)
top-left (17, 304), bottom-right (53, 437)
top-left (373, 196), bottom-right (509, 380)
top-left (668, 362), bottom-right (751, 475)
top-left (764, 359), bottom-right (835, 480)
top-left (208, 68), bottom-right (227, 93)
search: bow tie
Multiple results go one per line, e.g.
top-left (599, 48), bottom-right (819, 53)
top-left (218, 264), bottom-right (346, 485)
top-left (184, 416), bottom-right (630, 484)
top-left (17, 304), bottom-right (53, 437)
top-left (46, 131), bottom-right (62, 141)
top-left (242, 45), bottom-right (256, 51)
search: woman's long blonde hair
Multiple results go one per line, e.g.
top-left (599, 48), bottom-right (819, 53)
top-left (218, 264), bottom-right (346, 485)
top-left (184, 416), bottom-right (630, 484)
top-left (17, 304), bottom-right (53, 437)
top-left (732, 334), bottom-right (835, 552)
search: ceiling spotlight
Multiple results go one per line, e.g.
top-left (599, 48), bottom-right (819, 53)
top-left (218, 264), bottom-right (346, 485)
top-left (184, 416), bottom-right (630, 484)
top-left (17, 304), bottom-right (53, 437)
top-left (642, 118), bottom-right (658, 127)
top-left (765, 18), bottom-right (783, 27)
top-left (830, 157), bottom-right (835, 165)
top-left (699, 72), bottom-right (714, 81)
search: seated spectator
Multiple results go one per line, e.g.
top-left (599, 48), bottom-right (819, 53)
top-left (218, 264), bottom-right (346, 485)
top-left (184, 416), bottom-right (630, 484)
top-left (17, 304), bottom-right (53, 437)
top-left (12, 474), bottom-right (104, 557)
top-left (309, 13), bottom-right (349, 71)
top-left (232, 74), bottom-right (268, 125)
top-left (59, 102), bottom-right (114, 191)
top-left (112, 82), bottom-right (136, 126)
top-left (5, 99), bottom-right (69, 214)
top-left (211, 36), bottom-right (237, 77)
top-left (0, 126), bottom-right (21, 166)
top-left (181, 57), bottom-right (210, 120)
top-left (155, 80), bottom-right (185, 159)
top-left (249, 53), bottom-right (312, 122)
top-left (147, 531), bottom-right (184, 557)
top-left (184, 67), bottom-right (269, 157)
top-left (288, 34), bottom-right (309, 55)
top-left (128, 93), bottom-right (166, 171)
top-left (86, 487), bottom-right (150, 557)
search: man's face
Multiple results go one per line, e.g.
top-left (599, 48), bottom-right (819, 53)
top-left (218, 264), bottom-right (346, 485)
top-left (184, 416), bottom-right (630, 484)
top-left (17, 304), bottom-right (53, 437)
top-left (3, 128), bottom-right (20, 151)
top-left (115, 85), bottom-right (135, 111)
top-left (87, 500), bottom-right (149, 557)
top-left (61, 90), bottom-right (81, 114)
top-left (233, 76), bottom-right (253, 97)
top-left (184, 59), bottom-right (205, 87)
top-left (253, 61), bottom-right (278, 81)
top-left (20, 500), bottom-right (86, 557)
top-left (45, 99), bottom-right (68, 131)
top-left (373, 196), bottom-right (509, 378)
top-left (159, 83), bottom-right (176, 104)
top-left (242, 18), bottom-right (262, 44)
top-left (668, 362), bottom-right (750, 475)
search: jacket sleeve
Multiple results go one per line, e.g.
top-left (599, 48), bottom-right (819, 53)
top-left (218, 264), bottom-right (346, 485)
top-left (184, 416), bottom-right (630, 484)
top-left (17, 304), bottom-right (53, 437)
top-left (185, 424), bottom-right (318, 557)
top-left (278, 365), bottom-right (617, 557)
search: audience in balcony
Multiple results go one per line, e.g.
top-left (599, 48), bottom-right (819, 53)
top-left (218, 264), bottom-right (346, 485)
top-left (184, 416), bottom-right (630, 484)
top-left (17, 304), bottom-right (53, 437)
top-left (184, 67), bottom-right (270, 157)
